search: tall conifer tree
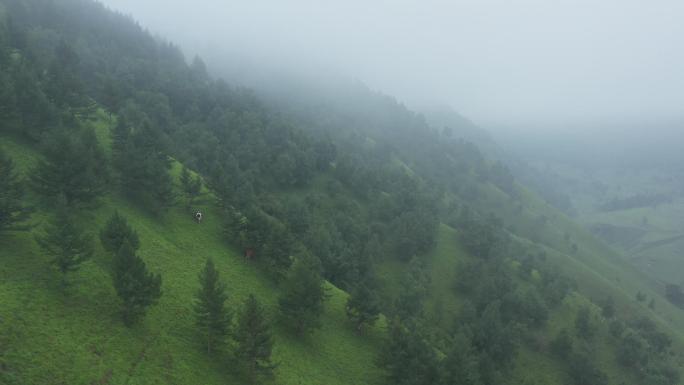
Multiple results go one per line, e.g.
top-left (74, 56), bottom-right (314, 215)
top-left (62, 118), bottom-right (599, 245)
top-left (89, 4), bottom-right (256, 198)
top-left (278, 254), bottom-right (326, 335)
top-left (35, 205), bottom-right (92, 284)
top-left (194, 258), bottom-right (231, 355)
top-left (112, 240), bottom-right (162, 326)
top-left (100, 211), bottom-right (140, 254)
top-left (235, 294), bottom-right (275, 385)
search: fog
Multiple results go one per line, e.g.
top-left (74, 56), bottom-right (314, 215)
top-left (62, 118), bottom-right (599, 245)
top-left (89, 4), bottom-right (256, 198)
top-left (99, 0), bottom-right (684, 130)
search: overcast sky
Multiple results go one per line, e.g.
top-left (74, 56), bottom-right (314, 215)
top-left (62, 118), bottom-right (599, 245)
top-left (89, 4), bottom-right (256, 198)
top-left (99, 0), bottom-right (684, 129)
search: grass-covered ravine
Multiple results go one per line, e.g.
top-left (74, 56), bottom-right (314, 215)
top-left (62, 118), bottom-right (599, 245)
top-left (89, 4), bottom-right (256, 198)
top-left (1, 1), bottom-right (684, 384)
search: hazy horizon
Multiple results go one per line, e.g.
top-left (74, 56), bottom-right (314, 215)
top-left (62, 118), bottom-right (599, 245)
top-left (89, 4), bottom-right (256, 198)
top-left (99, 0), bottom-right (684, 131)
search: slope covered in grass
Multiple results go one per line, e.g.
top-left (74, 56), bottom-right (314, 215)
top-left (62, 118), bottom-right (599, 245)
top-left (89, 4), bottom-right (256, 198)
top-left (0, 132), bottom-right (383, 385)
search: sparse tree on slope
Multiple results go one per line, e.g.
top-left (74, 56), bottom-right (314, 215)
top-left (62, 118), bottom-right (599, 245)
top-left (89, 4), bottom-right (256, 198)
top-left (30, 127), bottom-right (108, 207)
top-left (99, 211), bottom-right (140, 254)
top-left (235, 294), bottom-right (276, 385)
top-left (346, 274), bottom-right (380, 332)
top-left (112, 240), bottom-right (162, 326)
top-left (278, 254), bottom-right (327, 335)
top-left (194, 258), bottom-right (231, 355)
top-left (35, 205), bottom-right (92, 284)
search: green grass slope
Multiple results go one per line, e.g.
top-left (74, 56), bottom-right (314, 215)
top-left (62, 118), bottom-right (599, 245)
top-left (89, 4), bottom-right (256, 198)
top-left (0, 130), bottom-right (383, 385)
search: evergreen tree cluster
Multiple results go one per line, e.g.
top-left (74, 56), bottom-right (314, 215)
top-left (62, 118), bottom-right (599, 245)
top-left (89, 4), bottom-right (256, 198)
top-left (193, 258), bottom-right (276, 384)
top-left (100, 212), bottom-right (161, 326)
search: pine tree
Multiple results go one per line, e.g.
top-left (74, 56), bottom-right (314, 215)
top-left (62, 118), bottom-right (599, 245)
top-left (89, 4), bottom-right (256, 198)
top-left (394, 257), bottom-right (429, 322)
top-left (180, 166), bottom-right (202, 208)
top-left (234, 294), bottom-right (275, 385)
top-left (278, 254), bottom-right (327, 335)
top-left (575, 306), bottom-right (595, 340)
top-left (378, 319), bottom-right (439, 385)
top-left (113, 118), bottom-right (175, 215)
top-left (439, 333), bottom-right (482, 385)
top-left (30, 127), bottom-right (108, 207)
top-left (194, 258), bottom-right (231, 355)
top-left (112, 240), bottom-right (162, 326)
top-left (0, 149), bottom-right (31, 233)
top-left (99, 211), bottom-right (140, 254)
top-left (12, 62), bottom-right (59, 141)
top-left (45, 40), bottom-right (85, 109)
top-left (35, 205), bottom-right (92, 284)
top-left (346, 274), bottom-right (380, 332)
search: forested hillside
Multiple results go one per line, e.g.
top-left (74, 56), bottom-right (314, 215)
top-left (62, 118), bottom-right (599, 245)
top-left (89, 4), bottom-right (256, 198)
top-left (1, 1), bottom-right (683, 384)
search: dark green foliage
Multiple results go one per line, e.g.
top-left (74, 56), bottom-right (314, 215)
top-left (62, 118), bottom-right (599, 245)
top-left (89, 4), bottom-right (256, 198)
top-left (260, 220), bottom-right (296, 277)
top-left (234, 294), bottom-right (275, 385)
top-left (549, 329), bottom-right (573, 358)
top-left (609, 319), bottom-right (625, 338)
top-left (0, 149), bottom-right (31, 232)
top-left (456, 261), bottom-right (513, 315)
top-left (209, 156), bottom-right (255, 210)
top-left (394, 258), bottom-right (429, 322)
top-left (112, 240), bottom-right (162, 326)
top-left (641, 362), bottom-right (680, 385)
top-left (391, 209), bottom-right (438, 261)
top-left (283, 199), bottom-right (311, 236)
top-left (610, 317), bottom-right (679, 384)
top-left (35, 206), bottom-right (92, 281)
top-left (501, 287), bottom-right (548, 328)
top-left (599, 296), bottom-right (615, 319)
top-left (616, 330), bottom-right (647, 368)
top-left (636, 291), bottom-right (647, 302)
top-left (539, 267), bottom-right (575, 305)
top-left (568, 351), bottom-right (608, 385)
top-left (439, 333), bottom-right (482, 385)
top-left (378, 319), bottom-right (439, 385)
top-left (45, 41), bottom-right (86, 109)
top-left (180, 166), bottom-right (202, 208)
top-left (488, 161), bottom-right (516, 196)
top-left (224, 205), bottom-right (294, 278)
top-left (278, 254), bottom-right (327, 335)
top-left (574, 307), bottom-right (594, 340)
top-left (457, 214), bottom-right (508, 260)
top-left (302, 210), bottom-right (369, 288)
top-left (99, 211), bottom-right (140, 254)
top-left (30, 127), bottom-right (108, 206)
top-left (194, 258), bottom-right (231, 355)
top-left (1, 59), bottom-right (59, 140)
top-left (112, 115), bottom-right (175, 215)
top-left (665, 284), bottom-right (684, 307)
top-left (471, 300), bottom-right (518, 369)
top-left (632, 317), bottom-right (672, 354)
top-left (345, 274), bottom-right (380, 332)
